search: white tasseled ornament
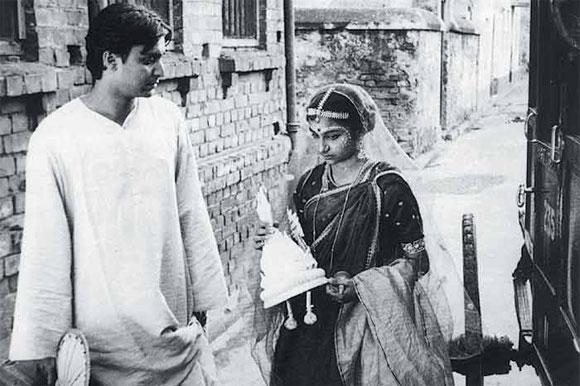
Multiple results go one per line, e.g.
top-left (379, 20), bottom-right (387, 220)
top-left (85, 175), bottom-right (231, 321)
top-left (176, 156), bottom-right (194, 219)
top-left (304, 291), bottom-right (317, 325)
top-left (284, 301), bottom-right (298, 330)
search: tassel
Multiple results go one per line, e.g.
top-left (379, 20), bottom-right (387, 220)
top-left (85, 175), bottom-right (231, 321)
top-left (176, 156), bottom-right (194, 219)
top-left (304, 291), bottom-right (317, 325)
top-left (284, 301), bottom-right (298, 330)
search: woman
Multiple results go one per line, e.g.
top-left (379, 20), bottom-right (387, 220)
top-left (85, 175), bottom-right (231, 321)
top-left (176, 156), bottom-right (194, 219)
top-left (254, 84), bottom-right (453, 386)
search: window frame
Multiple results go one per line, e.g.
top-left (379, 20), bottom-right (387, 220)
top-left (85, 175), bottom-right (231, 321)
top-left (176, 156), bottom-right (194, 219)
top-left (0, 0), bottom-right (26, 56)
top-left (88, 0), bottom-right (176, 50)
top-left (222, 0), bottom-right (261, 48)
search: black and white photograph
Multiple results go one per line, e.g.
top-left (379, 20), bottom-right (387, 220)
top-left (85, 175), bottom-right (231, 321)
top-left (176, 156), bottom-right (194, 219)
top-left (0, 0), bottom-right (578, 385)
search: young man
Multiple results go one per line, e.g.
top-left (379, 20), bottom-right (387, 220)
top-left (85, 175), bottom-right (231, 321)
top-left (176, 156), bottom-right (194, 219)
top-left (9, 4), bottom-right (227, 384)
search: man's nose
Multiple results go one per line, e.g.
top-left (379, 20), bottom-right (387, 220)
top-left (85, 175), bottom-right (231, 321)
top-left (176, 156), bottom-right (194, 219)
top-left (154, 59), bottom-right (165, 77)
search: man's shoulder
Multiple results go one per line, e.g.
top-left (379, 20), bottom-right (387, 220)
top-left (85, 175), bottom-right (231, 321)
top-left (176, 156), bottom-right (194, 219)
top-left (33, 99), bottom-right (83, 141)
top-left (138, 95), bottom-right (182, 119)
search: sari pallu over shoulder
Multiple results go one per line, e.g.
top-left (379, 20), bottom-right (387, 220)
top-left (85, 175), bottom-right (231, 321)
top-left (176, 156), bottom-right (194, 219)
top-left (298, 161), bottom-right (382, 275)
top-left (335, 267), bottom-right (454, 386)
top-left (297, 161), bottom-right (414, 275)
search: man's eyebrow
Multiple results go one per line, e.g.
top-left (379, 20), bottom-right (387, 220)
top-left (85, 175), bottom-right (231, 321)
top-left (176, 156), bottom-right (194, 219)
top-left (141, 51), bottom-right (163, 58)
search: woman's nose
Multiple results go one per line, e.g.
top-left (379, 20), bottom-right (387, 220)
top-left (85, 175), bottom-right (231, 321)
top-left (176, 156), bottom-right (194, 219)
top-left (318, 140), bottom-right (328, 153)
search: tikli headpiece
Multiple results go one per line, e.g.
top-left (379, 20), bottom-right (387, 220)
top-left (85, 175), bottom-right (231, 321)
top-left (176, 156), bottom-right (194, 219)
top-left (306, 84), bottom-right (378, 134)
top-left (306, 87), bottom-right (351, 125)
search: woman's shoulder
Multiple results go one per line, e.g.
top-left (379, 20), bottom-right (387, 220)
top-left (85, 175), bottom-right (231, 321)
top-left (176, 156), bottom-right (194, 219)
top-left (295, 163), bottom-right (325, 193)
top-left (370, 161), bottom-right (412, 193)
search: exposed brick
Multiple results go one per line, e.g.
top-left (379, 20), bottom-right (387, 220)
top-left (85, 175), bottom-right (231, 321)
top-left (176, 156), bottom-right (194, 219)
top-left (13, 193), bottom-right (24, 214)
top-left (7, 173), bottom-right (25, 194)
top-left (4, 132), bottom-right (32, 153)
top-left (0, 178), bottom-right (9, 198)
top-left (24, 73), bottom-right (43, 94)
top-left (56, 70), bottom-right (74, 89)
top-left (42, 94), bottom-right (58, 113)
top-left (0, 233), bottom-right (10, 258)
top-left (6, 76), bottom-right (24, 97)
top-left (14, 154), bottom-right (26, 173)
top-left (4, 254), bottom-right (19, 276)
top-left (0, 158), bottom-right (15, 178)
top-left (0, 116), bottom-right (11, 136)
top-left (55, 48), bottom-right (70, 68)
top-left (10, 114), bottom-right (28, 133)
top-left (41, 71), bottom-right (58, 92)
top-left (0, 293), bottom-right (15, 336)
top-left (0, 78), bottom-right (6, 97)
top-left (0, 197), bottom-right (13, 220)
top-left (8, 274), bottom-right (17, 292)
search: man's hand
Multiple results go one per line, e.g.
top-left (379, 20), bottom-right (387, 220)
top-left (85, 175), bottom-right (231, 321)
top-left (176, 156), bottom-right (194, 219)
top-left (13, 357), bottom-right (57, 386)
top-left (253, 221), bottom-right (278, 250)
top-left (326, 271), bottom-right (357, 303)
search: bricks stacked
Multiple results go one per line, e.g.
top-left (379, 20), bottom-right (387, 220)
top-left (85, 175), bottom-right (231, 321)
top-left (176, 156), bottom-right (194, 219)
top-left (295, 27), bottom-right (443, 158)
top-left (0, 95), bottom-right (29, 355)
top-left (0, 0), bottom-right (289, 358)
top-left (35, 0), bottom-right (88, 67)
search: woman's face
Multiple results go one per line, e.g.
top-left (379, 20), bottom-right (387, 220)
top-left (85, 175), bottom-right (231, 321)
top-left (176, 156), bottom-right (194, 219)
top-left (309, 117), bottom-right (361, 164)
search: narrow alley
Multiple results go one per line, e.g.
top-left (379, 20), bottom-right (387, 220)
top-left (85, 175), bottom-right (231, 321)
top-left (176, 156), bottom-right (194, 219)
top-left (415, 80), bottom-right (541, 386)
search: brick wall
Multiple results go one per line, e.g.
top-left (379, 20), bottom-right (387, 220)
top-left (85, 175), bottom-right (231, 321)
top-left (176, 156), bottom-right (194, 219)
top-left (35, 0), bottom-right (88, 66)
top-left (294, 8), bottom-right (444, 168)
top-left (0, 0), bottom-right (289, 359)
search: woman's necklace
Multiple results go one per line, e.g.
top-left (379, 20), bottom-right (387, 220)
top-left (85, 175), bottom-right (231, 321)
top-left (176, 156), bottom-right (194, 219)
top-left (312, 158), bottom-right (368, 272)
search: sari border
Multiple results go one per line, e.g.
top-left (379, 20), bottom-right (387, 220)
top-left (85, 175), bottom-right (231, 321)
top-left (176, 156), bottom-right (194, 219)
top-left (303, 161), bottom-right (378, 210)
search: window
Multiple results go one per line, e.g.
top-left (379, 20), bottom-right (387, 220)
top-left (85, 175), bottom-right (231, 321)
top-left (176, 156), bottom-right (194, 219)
top-left (89, 0), bottom-right (172, 29)
top-left (0, 0), bottom-right (24, 40)
top-left (133, 0), bottom-right (171, 27)
top-left (0, 0), bottom-right (25, 55)
top-left (88, 0), bottom-right (174, 48)
top-left (223, 0), bottom-right (258, 45)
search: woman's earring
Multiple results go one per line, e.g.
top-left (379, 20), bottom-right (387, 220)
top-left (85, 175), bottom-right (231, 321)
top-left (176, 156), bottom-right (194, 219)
top-left (357, 139), bottom-right (367, 160)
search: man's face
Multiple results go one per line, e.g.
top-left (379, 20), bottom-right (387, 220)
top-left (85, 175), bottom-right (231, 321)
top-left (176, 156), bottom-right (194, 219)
top-left (309, 117), bottom-right (360, 164)
top-left (113, 36), bottom-right (167, 98)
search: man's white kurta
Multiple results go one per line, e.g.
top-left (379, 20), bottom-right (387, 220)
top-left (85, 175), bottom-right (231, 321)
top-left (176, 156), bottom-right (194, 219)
top-left (9, 96), bottom-right (228, 384)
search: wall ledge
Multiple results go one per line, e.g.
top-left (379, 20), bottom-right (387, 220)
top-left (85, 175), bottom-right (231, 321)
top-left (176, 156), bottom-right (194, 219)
top-left (296, 7), bottom-right (444, 32)
top-left (218, 52), bottom-right (285, 73)
top-left (447, 18), bottom-right (479, 35)
top-left (0, 52), bottom-right (203, 98)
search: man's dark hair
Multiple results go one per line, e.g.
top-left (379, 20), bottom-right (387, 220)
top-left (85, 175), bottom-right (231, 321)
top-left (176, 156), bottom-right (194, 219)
top-left (85, 3), bottom-right (172, 81)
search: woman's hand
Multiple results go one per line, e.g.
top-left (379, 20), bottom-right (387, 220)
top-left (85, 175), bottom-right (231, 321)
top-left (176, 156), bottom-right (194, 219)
top-left (253, 221), bottom-right (277, 250)
top-left (326, 271), bottom-right (357, 303)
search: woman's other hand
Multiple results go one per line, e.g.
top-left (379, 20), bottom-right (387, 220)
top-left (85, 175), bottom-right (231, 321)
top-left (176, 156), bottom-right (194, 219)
top-left (253, 221), bottom-right (277, 250)
top-left (326, 271), bottom-right (357, 303)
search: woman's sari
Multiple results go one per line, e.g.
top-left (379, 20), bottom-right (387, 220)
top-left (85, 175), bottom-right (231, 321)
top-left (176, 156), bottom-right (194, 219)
top-left (265, 160), bottom-right (450, 386)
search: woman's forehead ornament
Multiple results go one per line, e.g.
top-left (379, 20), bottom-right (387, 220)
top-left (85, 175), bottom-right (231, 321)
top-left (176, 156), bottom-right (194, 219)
top-left (307, 87), bottom-right (351, 123)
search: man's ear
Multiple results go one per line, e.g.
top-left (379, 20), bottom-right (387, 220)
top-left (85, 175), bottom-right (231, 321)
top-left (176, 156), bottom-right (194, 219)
top-left (102, 51), bottom-right (118, 72)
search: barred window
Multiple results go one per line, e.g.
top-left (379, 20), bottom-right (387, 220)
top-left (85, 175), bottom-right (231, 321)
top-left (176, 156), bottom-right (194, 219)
top-left (0, 0), bottom-right (25, 41)
top-left (133, 0), bottom-right (171, 27)
top-left (89, 0), bottom-right (172, 30)
top-left (222, 0), bottom-right (258, 40)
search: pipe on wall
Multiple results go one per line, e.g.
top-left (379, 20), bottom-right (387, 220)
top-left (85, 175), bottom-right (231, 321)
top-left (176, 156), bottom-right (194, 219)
top-left (283, 0), bottom-right (299, 153)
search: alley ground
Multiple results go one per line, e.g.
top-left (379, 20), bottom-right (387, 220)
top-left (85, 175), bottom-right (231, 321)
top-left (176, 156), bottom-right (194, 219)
top-left (414, 79), bottom-right (542, 386)
top-left (212, 79), bottom-right (543, 386)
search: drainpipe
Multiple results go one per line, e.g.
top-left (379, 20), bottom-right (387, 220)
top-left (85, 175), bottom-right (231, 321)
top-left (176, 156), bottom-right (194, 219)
top-left (284, 0), bottom-right (299, 154)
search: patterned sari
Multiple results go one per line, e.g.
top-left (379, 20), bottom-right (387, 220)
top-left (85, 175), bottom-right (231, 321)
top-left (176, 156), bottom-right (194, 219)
top-left (271, 160), bottom-right (428, 386)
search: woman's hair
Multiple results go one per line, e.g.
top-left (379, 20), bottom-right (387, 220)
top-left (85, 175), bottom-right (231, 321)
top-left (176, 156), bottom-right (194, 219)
top-left (85, 3), bottom-right (172, 81)
top-left (306, 84), bottom-right (377, 134)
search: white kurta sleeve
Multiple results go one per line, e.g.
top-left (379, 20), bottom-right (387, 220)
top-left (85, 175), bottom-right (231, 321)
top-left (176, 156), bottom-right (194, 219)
top-left (176, 119), bottom-right (227, 312)
top-left (9, 133), bottom-right (73, 360)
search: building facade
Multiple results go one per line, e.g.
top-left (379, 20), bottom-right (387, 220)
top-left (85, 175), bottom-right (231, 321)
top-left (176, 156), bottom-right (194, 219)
top-left (292, 0), bottom-right (529, 171)
top-left (0, 0), bottom-right (291, 359)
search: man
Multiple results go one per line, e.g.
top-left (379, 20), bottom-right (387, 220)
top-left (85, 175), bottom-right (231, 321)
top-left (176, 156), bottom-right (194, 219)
top-left (9, 4), bottom-right (227, 384)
